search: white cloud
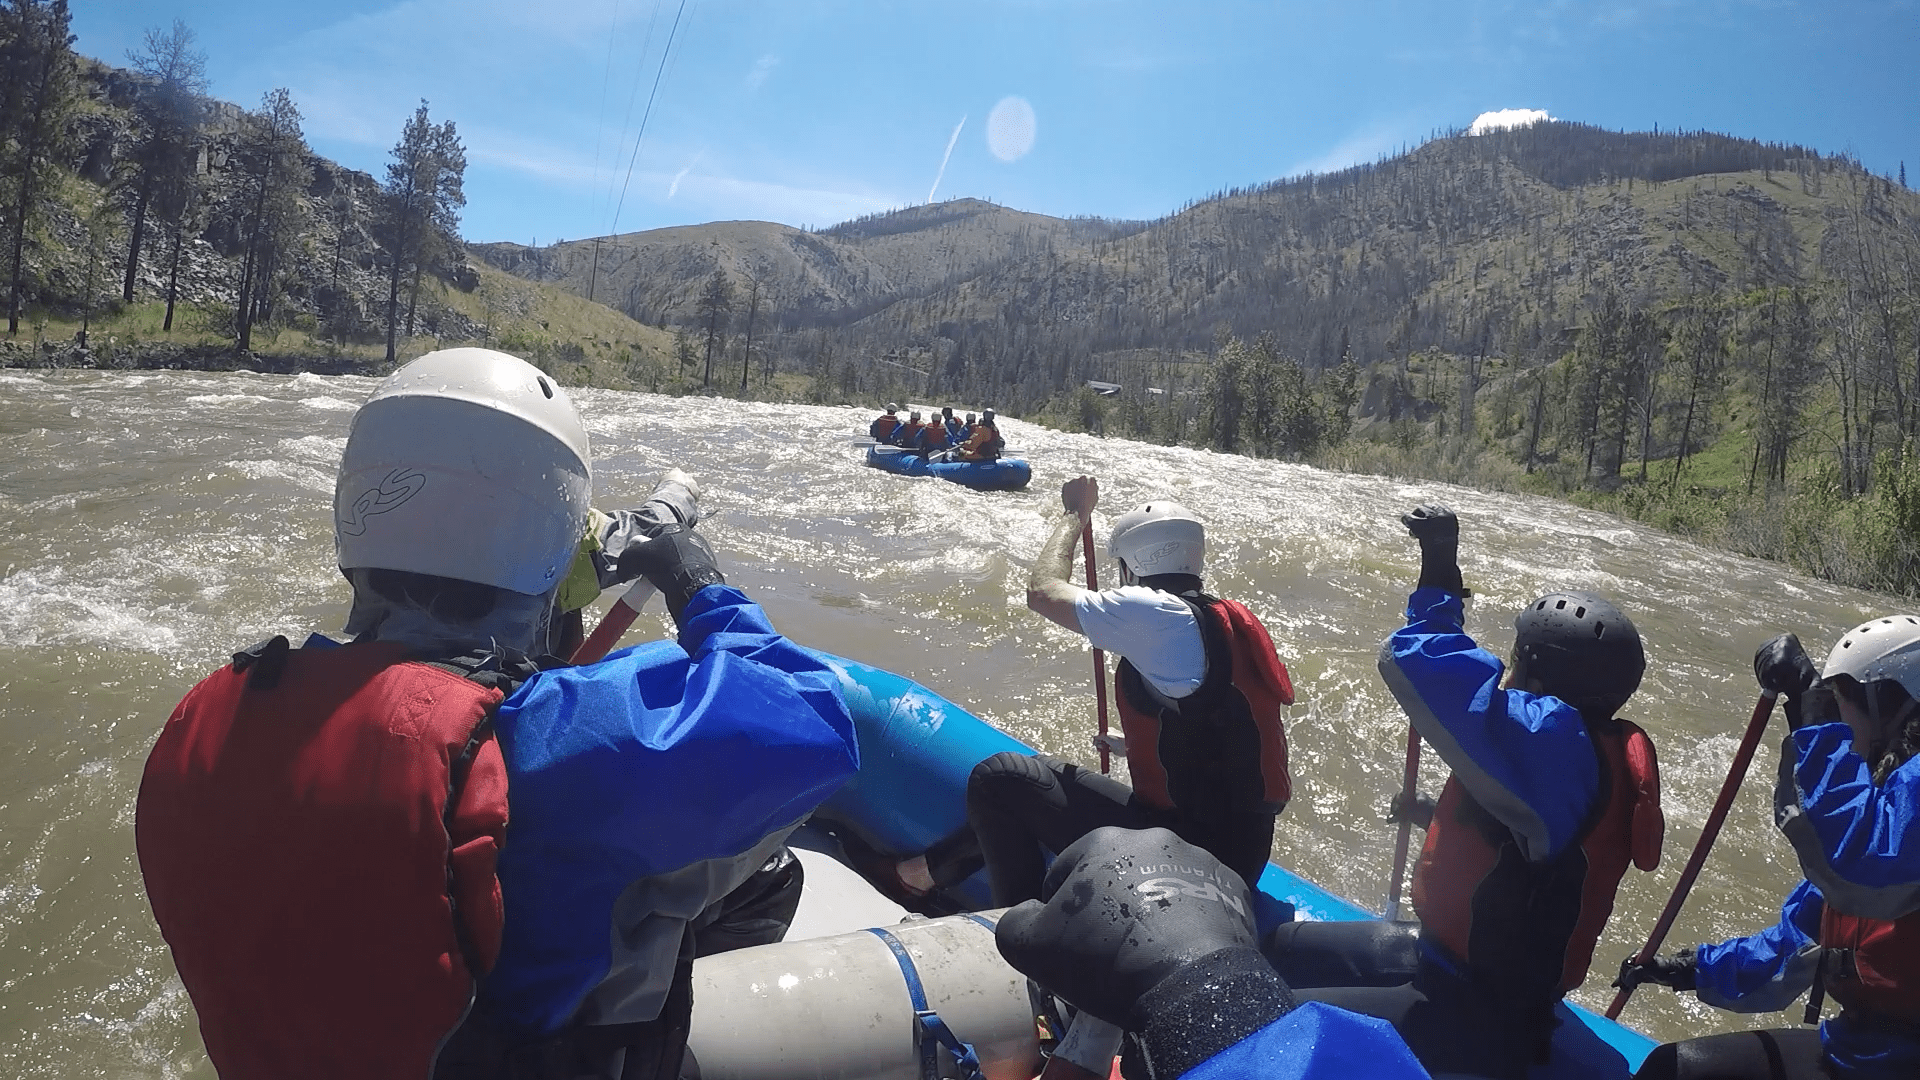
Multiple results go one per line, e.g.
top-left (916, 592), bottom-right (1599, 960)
top-left (745, 54), bottom-right (780, 93)
top-left (1468, 108), bottom-right (1556, 135)
top-left (927, 116), bottom-right (966, 204)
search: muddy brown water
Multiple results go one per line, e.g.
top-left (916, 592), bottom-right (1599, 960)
top-left (0, 369), bottom-right (1896, 1076)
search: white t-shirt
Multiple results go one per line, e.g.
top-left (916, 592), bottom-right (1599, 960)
top-left (1072, 585), bottom-right (1206, 700)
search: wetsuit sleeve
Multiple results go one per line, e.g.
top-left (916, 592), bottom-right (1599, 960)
top-left (1775, 723), bottom-right (1920, 920)
top-left (1376, 587), bottom-right (1600, 862)
top-left (1693, 879), bottom-right (1825, 1013)
top-left (589, 493), bottom-right (701, 588)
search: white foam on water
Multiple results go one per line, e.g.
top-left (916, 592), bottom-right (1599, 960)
top-left (299, 396), bottom-right (356, 411)
top-left (183, 393), bottom-right (272, 405)
top-left (225, 458), bottom-right (333, 491)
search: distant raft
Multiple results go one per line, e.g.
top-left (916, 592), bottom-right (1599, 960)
top-left (864, 444), bottom-right (1031, 491)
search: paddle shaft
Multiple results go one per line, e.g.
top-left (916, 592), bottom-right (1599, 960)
top-left (1385, 726), bottom-right (1422, 920)
top-left (1082, 520), bottom-right (1111, 774)
top-left (1605, 690), bottom-right (1778, 1020)
top-left (570, 580), bottom-right (658, 666)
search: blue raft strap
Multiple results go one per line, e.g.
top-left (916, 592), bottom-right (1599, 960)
top-left (866, 926), bottom-right (988, 1080)
top-left (962, 913), bottom-right (997, 933)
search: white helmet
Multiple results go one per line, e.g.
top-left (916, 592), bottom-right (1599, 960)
top-left (334, 348), bottom-right (592, 597)
top-left (1824, 615), bottom-right (1920, 700)
top-left (1108, 501), bottom-right (1205, 578)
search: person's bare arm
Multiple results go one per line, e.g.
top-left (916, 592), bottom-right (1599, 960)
top-left (1026, 476), bottom-right (1097, 632)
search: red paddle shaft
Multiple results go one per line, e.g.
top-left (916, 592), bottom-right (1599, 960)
top-left (1606, 690), bottom-right (1779, 1020)
top-left (1082, 521), bottom-right (1111, 775)
top-left (570, 580), bottom-right (658, 666)
top-left (1385, 727), bottom-right (1422, 920)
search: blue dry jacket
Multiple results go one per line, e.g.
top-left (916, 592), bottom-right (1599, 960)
top-left (1376, 587), bottom-right (1601, 863)
top-left (1692, 723), bottom-right (1920, 1078)
top-left (1777, 723), bottom-right (1920, 920)
top-left (1180, 1003), bottom-right (1431, 1079)
top-left (481, 584), bottom-right (858, 1036)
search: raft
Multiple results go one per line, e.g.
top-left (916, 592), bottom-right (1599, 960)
top-left (683, 651), bottom-right (1659, 1080)
top-left (864, 444), bottom-right (1031, 491)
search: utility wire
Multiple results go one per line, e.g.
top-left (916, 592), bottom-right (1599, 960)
top-left (588, 0), bottom-right (625, 227)
top-left (609, 0), bottom-right (689, 239)
top-left (603, 0), bottom-right (665, 226)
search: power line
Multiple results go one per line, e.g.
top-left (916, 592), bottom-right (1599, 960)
top-left (609, 0), bottom-right (689, 239)
top-left (587, 0), bottom-right (625, 226)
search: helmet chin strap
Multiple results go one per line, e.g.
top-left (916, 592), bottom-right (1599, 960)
top-left (1117, 561), bottom-right (1137, 587)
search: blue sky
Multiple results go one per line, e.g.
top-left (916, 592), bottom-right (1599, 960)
top-left (75, 1), bottom-right (1919, 245)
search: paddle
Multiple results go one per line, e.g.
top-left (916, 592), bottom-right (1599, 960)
top-left (1081, 520), bottom-right (1112, 774)
top-left (1384, 727), bottom-right (1422, 921)
top-left (570, 579), bottom-right (659, 666)
top-left (1605, 690), bottom-right (1779, 1020)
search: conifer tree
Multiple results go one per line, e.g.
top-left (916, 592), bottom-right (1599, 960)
top-left (379, 101), bottom-right (465, 363)
top-left (697, 269), bottom-right (732, 388)
top-left (232, 88), bottom-right (310, 351)
top-left (120, 20), bottom-right (207, 303)
top-left (2, 0), bottom-right (78, 335)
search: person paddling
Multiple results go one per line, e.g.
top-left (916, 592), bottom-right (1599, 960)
top-left (892, 410), bottom-right (926, 449)
top-left (868, 402), bottom-right (902, 441)
top-left (1267, 503), bottom-right (1663, 1080)
top-left (953, 408), bottom-right (1003, 461)
top-left (134, 348), bottom-right (858, 1080)
top-left (1619, 619), bottom-right (1920, 1080)
top-left (966, 475), bottom-right (1295, 905)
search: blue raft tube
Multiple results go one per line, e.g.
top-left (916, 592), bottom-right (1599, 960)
top-left (799, 648), bottom-right (1660, 1080)
top-left (864, 444), bottom-right (1032, 491)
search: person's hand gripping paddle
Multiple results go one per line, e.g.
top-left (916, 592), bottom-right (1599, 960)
top-left (1604, 633), bottom-right (1814, 1019)
top-left (1063, 476), bottom-right (1113, 774)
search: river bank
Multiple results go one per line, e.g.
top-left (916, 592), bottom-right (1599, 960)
top-left (0, 337), bottom-right (384, 377)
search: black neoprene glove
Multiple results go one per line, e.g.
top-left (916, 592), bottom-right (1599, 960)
top-left (1755, 634), bottom-right (1819, 699)
top-left (1386, 791), bottom-right (1436, 830)
top-left (614, 524), bottom-right (725, 624)
top-left (996, 827), bottom-right (1294, 1080)
top-left (1613, 950), bottom-right (1698, 993)
top-left (1401, 504), bottom-right (1463, 596)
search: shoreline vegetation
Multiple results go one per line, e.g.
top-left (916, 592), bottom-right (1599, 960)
top-left (10, 325), bottom-right (1918, 604)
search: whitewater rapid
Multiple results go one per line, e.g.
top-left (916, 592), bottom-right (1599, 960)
top-left (0, 369), bottom-right (1891, 1075)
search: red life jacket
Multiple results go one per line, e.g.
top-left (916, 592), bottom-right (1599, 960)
top-left (923, 425), bottom-right (949, 450)
top-left (871, 415), bottom-right (900, 439)
top-left (1113, 594), bottom-right (1294, 818)
top-left (897, 421), bottom-right (924, 445)
top-left (1821, 902), bottom-right (1920, 1022)
top-left (136, 637), bottom-right (511, 1080)
top-left (1412, 718), bottom-right (1661, 1001)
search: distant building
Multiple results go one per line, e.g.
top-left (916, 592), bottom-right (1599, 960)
top-left (1085, 380), bottom-right (1121, 396)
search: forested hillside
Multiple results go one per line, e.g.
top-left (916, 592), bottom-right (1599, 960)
top-left (481, 121), bottom-right (1919, 594)
top-left (0, 2), bottom-right (674, 381)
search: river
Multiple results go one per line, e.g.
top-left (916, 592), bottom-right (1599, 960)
top-left (0, 368), bottom-right (1895, 1076)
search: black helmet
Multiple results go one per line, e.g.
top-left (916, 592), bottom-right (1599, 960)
top-left (1512, 591), bottom-right (1645, 718)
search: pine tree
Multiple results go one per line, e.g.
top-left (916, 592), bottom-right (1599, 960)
top-left (379, 101), bottom-right (465, 362)
top-left (120, 19), bottom-right (207, 303)
top-left (2, 0), bottom-right (79, 335)
top-left (232, 88), bottom-right (310, 351)
top-left (696, 269), bottom-right (733, 388)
